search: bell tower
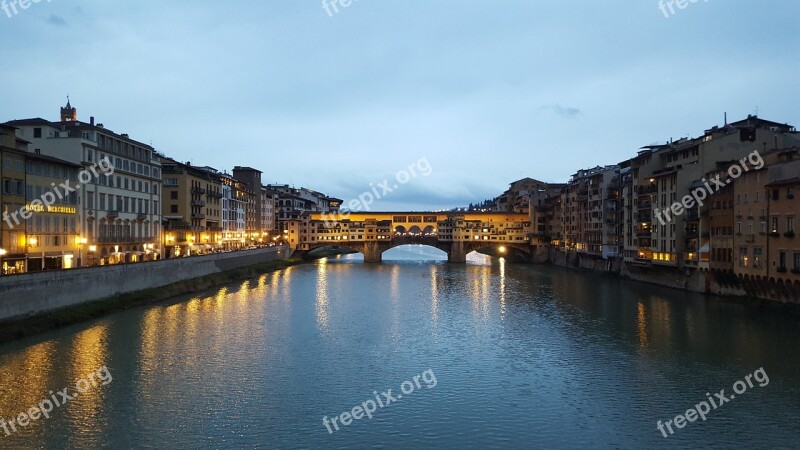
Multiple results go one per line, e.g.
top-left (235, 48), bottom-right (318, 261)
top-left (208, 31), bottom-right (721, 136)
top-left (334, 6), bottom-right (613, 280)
top-left (60, 96), bottom-right (77, 122)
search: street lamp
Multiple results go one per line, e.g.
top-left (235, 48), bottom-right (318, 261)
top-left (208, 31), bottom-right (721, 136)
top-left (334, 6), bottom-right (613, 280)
top-left (26, 237), bottom-right (38, 272)
top-left (76, 236), bottom-right (88, 268)
top-left (88, 245), bottom-right (97, 266)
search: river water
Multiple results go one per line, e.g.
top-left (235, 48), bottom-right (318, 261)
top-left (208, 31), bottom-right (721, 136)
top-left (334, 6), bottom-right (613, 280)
top-left (0, 246), bottom-right (798, 448)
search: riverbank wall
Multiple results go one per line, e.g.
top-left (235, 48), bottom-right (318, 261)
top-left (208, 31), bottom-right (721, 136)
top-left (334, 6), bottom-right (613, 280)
top-left (544, 247), bottom-right (800, 303)
top-left (0, 247), bottom-right (290, 323)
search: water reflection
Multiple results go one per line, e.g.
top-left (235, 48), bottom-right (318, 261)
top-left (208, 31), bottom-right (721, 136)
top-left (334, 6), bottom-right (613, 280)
top-left (430, 265), bottom-right (439, 323)
top-left (316, 258), bottom-right (330, 332)
top-left (636, 302), bottom-right (649, 348)
top-left (499, 257), bottom-right (506, 320)
top-left (0, 260), bottom-right (799, 448)
top-left (0, 340), bottom-right (57, 433)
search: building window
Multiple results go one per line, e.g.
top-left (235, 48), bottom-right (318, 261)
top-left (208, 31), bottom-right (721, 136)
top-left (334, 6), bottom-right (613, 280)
top-left (794, 252), bottom-right (800, 271)
top-left (739, 247), bottom-right (748, 267)
top-left (170, 191), bottom-right (178, 200)
top-left (170, 205), bottom-right (178, 214)
top-left (788, 187), bottom-right (796, 199)
top-left (753, 247), bottom-right (762, 268)
top-left (779, 251), bottom-right (787, 270)
top-left (788, 216), bottom-right (795, 233)
top-left (771, 217), bottom-right (779, 233)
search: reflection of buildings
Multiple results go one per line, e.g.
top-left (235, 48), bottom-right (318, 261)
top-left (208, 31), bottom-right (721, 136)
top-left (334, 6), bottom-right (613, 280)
top-left (6, 101), bottom-right (163, 266)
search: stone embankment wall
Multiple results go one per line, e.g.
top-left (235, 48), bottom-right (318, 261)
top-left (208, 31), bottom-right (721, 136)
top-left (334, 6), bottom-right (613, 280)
top-left (544, 247), bottom-right (798, 303)
top-left (0, 247), bottom-right (289, 322)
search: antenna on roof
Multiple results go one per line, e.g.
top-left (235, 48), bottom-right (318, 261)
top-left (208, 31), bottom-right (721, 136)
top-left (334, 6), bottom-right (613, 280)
top-left (724, 112), bottom-right (727, 126)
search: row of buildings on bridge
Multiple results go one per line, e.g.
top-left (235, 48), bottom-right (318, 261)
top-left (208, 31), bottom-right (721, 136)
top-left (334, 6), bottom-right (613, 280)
top-left (0, 101), bottom-right (341, 274)
top-left (493, 115), bottom-right (800, 285)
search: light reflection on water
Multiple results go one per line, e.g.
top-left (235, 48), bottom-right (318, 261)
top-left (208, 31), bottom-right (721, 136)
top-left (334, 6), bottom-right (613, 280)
top-left (0, 247), bottom-right (798, 448)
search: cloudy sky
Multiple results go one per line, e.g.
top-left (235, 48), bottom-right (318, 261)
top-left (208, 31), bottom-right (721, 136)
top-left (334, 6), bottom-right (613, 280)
top-left (1, 0), bottom-right (798, 210)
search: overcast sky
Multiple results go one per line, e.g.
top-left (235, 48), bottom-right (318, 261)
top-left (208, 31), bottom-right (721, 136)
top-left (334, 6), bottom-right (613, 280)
top-left (1, 0), bottom-right (798, 210)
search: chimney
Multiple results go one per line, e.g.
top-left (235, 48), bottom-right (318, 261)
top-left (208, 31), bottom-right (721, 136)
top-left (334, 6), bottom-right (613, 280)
top-left (90, 116), bottom-right (95, 126)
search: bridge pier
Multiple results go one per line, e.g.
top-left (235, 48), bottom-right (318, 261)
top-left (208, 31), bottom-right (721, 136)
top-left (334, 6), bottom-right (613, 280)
top-left (447, 241), bottom-right (467, 263)
top-left (362, 242), bottom-right (384, 263)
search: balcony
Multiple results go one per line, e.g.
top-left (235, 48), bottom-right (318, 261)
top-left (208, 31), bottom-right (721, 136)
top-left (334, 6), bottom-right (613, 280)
top-left (136, 213), bottom-right (148, 221)
top-left (106, 210), bottom-right (119, 219)
top-left (191, 200), bottom-right (206, 207)
top-left (636, 230), bottom-right (652, 238)
top-left (164, 224), bottom-right (204, 231)
top-left (638, 185), bottom-right (657, 195)
top-left (97, 236), bottom-right (152, 244)
top-left (192, 213), bottom-right (206, 219)
top-left (191, 187), bottom-right (207, 195)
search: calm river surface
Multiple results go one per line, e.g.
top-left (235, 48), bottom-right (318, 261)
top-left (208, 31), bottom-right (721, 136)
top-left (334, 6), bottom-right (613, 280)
top-left (1, 246), bottom-right (798, 449)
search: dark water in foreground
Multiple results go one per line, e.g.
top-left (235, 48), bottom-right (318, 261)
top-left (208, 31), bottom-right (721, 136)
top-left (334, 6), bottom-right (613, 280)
top-left (1, 246), bottom-right (798, 449)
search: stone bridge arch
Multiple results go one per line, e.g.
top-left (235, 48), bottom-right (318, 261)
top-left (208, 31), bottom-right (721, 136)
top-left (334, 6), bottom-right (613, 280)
top-left (300, 239), bottom-right (531, 263)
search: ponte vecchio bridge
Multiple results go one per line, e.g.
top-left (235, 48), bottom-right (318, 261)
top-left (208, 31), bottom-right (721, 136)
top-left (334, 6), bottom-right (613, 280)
top-left (286, 212), bottom-right (533, 263)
